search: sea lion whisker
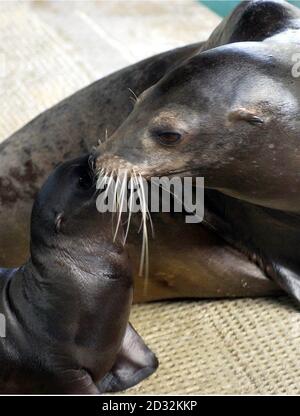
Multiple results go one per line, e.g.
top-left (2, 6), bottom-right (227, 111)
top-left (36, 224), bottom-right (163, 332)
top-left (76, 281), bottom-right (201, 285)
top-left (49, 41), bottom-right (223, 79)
top-left (134, 172), bottom-right (149, 289)
top-left (94, 164), bottom-right (104, 179)
top-left (137, 214), bottom-right (143, 235)
top-left (128, 88), bottom-right (138, 103)
top-left (135, 175), bottom-right (145, 275)
top-left (134, 173), bottom-right (154, 238)
top-left (139, 173), bottom-right (154, 239)
top-left (138, 174), bottom-right (150, 291)
top-left (134, 175), bottom-right (149, 235)
top-left (132, 171), bottom-right (145, 274)
top-left (97, 167), bottom-right (105, 179)
top-left (105, 169), bottom-right (114, 194)
top-left (112, 170), bottom-right (121, 235)
top-left (96, 168), bottom-right (110, 194)
top-left (124, 176), bottom-right (134, 245)
top-left (133, 173), bottom-right (144, 235)
top-left (113, 170), bottom-right (128, 242)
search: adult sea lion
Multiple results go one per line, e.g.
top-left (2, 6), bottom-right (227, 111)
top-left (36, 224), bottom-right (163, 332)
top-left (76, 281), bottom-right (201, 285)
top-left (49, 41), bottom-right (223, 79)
top-left (0, 155), bottom-right (158, 394)
top-left (95, 0), bottom-right (300, 303)
top-left (1, 0), bottom-right (294, 302)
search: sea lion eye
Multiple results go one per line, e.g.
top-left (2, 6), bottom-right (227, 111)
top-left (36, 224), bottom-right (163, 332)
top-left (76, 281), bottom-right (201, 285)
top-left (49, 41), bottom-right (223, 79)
top-left (247, 116), bottom-right (264, 125)
top-left (157, 132), bottom-right (182, 146)
top-left (78, 175), bottom-right (92, 189)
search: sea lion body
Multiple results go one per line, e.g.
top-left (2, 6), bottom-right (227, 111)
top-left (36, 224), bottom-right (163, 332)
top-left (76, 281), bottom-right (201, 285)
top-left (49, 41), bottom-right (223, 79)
top-left (0, 156), bottom-right (157, 394)
top-left (95, 1), bottom-right (300, 302)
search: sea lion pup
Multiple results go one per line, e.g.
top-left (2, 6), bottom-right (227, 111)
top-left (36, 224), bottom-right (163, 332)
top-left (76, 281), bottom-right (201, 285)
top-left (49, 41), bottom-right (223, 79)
top-left (94, 0), bottom-right (300, 303)
top-left (0, 155), bottom-right (158, 394)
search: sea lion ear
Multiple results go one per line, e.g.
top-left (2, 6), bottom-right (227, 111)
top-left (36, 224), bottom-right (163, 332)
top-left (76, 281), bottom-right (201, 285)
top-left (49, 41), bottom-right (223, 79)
top-left (228, 108), bottom-right (264, 125)
top-left (97, 323), bottom-right (158, 393)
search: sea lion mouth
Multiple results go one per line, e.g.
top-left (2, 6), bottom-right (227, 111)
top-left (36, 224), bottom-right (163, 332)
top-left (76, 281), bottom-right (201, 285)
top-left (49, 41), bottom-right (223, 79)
top-left (102, 158), bottom-right (139, 174)
top-left (93, 144), bottom-right (197, 183)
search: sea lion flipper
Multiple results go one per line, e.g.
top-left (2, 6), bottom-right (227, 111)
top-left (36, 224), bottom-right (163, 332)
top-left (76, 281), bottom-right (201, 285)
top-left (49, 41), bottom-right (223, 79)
top-left (270, 263), bottom-right (300, 304)
top-left (54, 369), bottom-right (100, 395)
top-left (97, 323), bottom-right (158, 393)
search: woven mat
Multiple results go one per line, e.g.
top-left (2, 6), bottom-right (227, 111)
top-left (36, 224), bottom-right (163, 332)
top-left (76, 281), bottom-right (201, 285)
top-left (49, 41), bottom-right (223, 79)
top-left (1, 1), bottom-right (299, 394)
top-left (129, 297), bottom-right (300, 394)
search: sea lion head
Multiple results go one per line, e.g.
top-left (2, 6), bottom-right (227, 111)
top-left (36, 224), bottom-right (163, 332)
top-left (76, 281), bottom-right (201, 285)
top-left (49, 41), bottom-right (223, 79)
top-left (30, 155), bottom-right (130, 277)
top-left (32, 155), bottom-right (97, 236)
top-left (95, 40), bottom-right (300, 212)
